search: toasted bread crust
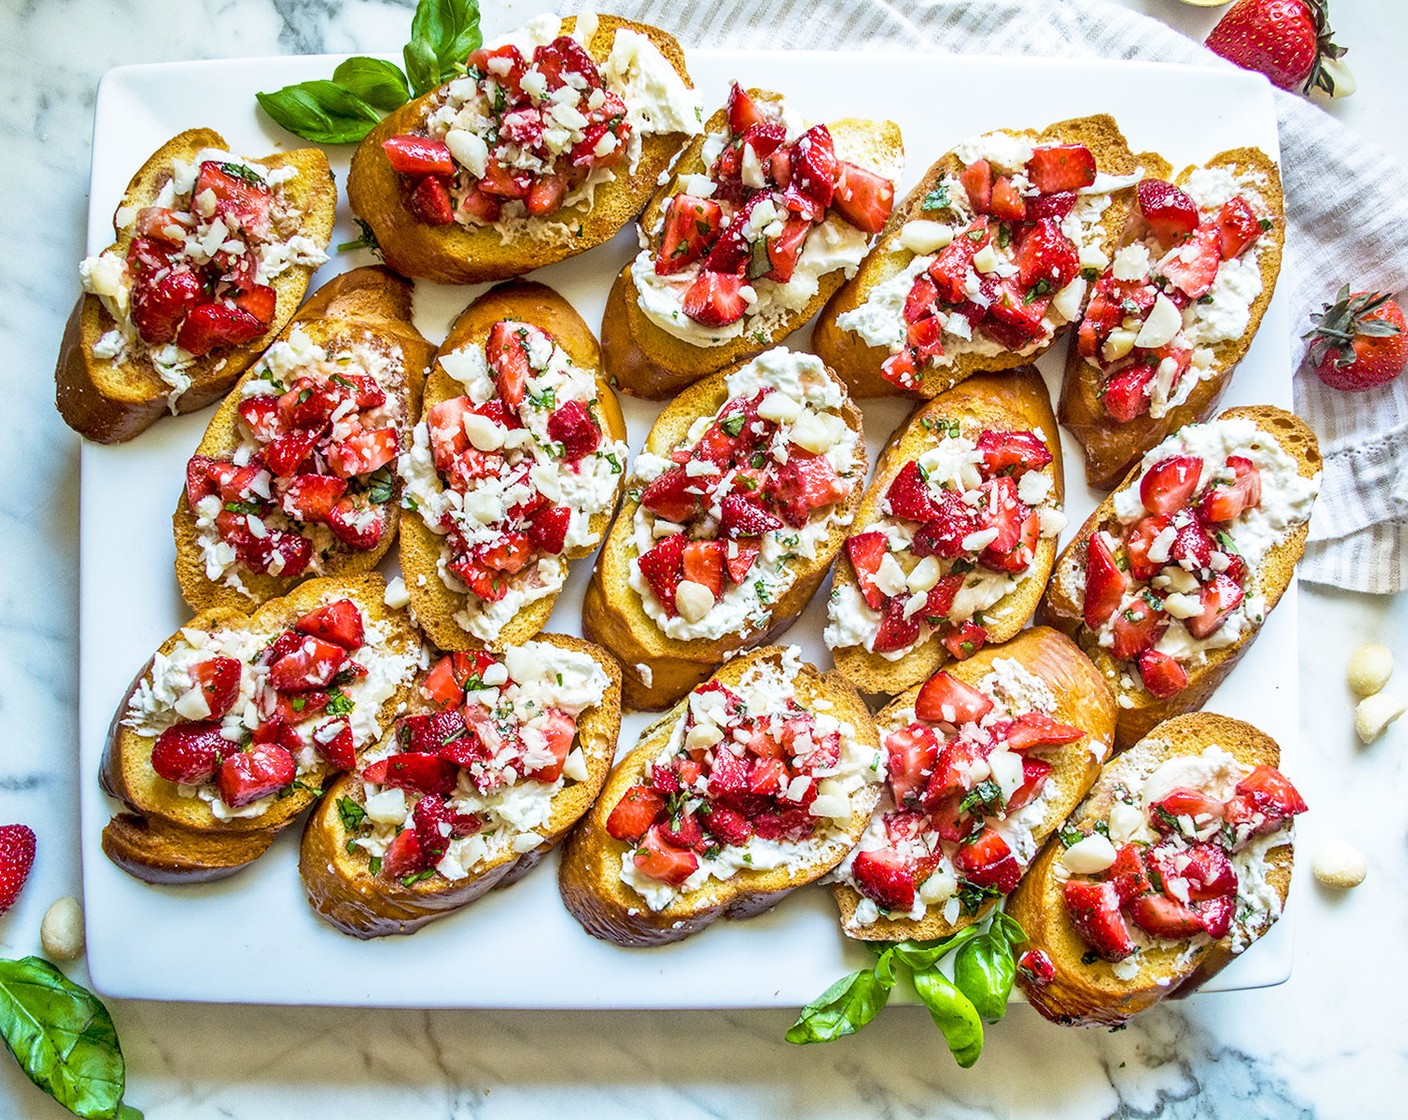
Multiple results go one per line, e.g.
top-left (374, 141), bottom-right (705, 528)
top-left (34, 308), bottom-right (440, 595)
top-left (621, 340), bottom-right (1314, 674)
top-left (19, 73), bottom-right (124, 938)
top-left (399, 280), bottom-right (627, 652)
top-left (173, 266), bottom-right (434, 612)
top-left (346, 16), bottom-right (694, 285)
top-left (299, 634), bottom-right (623, 938)
top-left (832, 627), bottom-right (1115, 940)
top-left (100, 812), bottom-right (278, 885)
top-left (583, 354), bottom-right (866, 710)
top-left (601, 94), bottom-right (904, 400)
top-left (55, 128), bottom-right (336, 443)
top-left (1059, 148), bottom-right (1287, 489)
top-left (1038, 406), bottom-right (1320, 749)
top-left (1007, 713), bottom-right (1293, 1026)
top-left (814, 115), bottom-right (1139, 400)
top-left (558, 646), bottom-right (881, 946)
top-left (829, 367), bottom-right (1063, 695)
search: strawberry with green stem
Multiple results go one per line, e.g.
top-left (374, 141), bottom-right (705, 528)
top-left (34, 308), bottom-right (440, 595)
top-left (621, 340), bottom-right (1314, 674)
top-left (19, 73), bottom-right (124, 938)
top-left (1205, 0), bottom-right (1348, 96)
top-left (1305, 285), bottom-right (1408, 391)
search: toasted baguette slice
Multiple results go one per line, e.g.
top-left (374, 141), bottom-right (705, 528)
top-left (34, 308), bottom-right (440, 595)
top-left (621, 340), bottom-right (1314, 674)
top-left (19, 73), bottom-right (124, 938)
top-left (827, 367), bottom-right (1064, 695)
top-left (583, 348), bottom-right (867, 710)
top-left (814, 115), bottom-right (1139, 400)
top-left (1008, 713), bottom-right (1296, 1026)
top-left (100, 574), bottom-right (422, 882)
top-left (299, 634), bottom-right (622, 938)
top-left (399, 280), bottom-right (628, 651)
top-left (559, 646), bottom-right (882, 946)
top-left (173, 266), bottom-right (435, 612)
top-left (56, 128), bottom-right (336, 443)
top-left (1038, 406), bottom-right (1320, 749)
top-left (601, 89), bottom-right (903, 399)
top-left (1059, 149), bottom-right (1286, 488)
top-left (833, 627), bottom-right (1116, 940)
top-left (346, 15), bottom-right (696, 285)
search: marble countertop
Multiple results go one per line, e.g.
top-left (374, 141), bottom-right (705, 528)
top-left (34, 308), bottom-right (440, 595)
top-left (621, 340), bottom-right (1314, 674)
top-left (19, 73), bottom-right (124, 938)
top-left (2, 0), bottom-right (1405, 1116)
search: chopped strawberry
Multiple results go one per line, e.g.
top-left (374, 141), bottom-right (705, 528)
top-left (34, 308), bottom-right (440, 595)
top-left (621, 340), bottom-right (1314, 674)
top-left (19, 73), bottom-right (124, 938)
top-left (1025, 144), bottom-right (1096, 193)
top-left (988, 176), bottom-right (1027, 222)
top-left (765, 216), bottom-right (812, 283)
top-left (521, 708), bottom-right (575, 783)
top-left (217, 743), bottom-right (295, 807)
top-left (399, 709), bottom-right (469, 756)
top-left (831, 161), bottom-right (894, 234)
top-left (884, 723), bottom-right (940, 806)
top-left (1109, 843), bottom-right (1152, 904)
top-left (1013, 218), bottom-right (1079, 292)
top-left (958, 159), bottom-right (992, 213)
top-left (1083, 534), bottom-right (1128, 629)
top-left (903, 274), bottom-right (939, 324)
top-left (1136, 179), bottom-right (1199, 245)
top-left (923, 574), bottom-right (964, 621)
top-left (1028, 191), bottom-right (1076, 221)
top-left (941, 620), bottom-right (987, 661)
top-left (682, 540), bottom-right (725, 598)
top-left (770, 451), bottom-right (848, 528)
top-left (880, 349), bottom-right (919, 391)
top-left (411, 794), bottom-right (481, 864)
top-left (1200, 456), bottom-right (1262, 522)
top-left (1158, 224), bottom-right (1221, 299)
top-left (262, 429), bottom-right (320, 478)
top-left (1169, 517), bottom-right (1214, 571)
top-left (1101, 361), bottom-right (1156, 422)
top-left (1137, 649), bottom-right (1188, 698)
top-left (281, 474), bottom-right (346, 523)
top-left (1217, 195), bottom-right (1264, 259)
top-left (278, 379), bottom-right (341, 431)
top-left (725, 540), bottom-right (761, 585)
top-left (884, 460), bottom-right (941, 521)
top-left (1003, 756), bottom-right (1053, 814)
top-left (954, 828), bottom-right (1022, 893)
top-left (1125, 515), bottom-right (1172, 581)
top-left (1111, 593), bottom-right (1168, 660)
top-left (640, 466), bottom-right (702, 524)
top-left (927, 220), bottom-right (989, 303)
top-left (363, 752), bottom-right (459, 796)
top-left (844, 532), bottom-right (889, 610)
top-left (1187, 572), bottom-right (1245, 639)
top-left (546, 400), bottom-right (601, 462)
top-left (1129, 893), bottom-right (1204, 939)
top-left (1062, 879), bottom-right (1135, 961)
top-left (176, 301), bottom-right (264, 356)
top-left (1017, 948), bottom-right (1056, 985)
top-left (786, 124), bottom-right (838, 215)
top-left (633, 825), bottom-right (700, 886)
top-left (1195, 893), bottom-right (1235, 939)
top-left (727, 82), bottom-right (767, 134)
top-left (268, 636), bottom-right (349, 693)
top-left (637, 532), bottom-right (688, 613)
top-left (379, 828), bottom-right (428, 878)
top-left (980, 506), bottom-right (1040, 575)
top-left (682, 271), bottom-right (748, 327)
top-left (1140, 455), bottom-right (1204, 516)
top-left (382, 134), bottom-right (454, 176)
top-left (409, 175), bottom-right (454, 224)
top-left (871, 595), bottom-right (922, 654)
top-left (326, 497), bottom-right (387, 551)
top-left (486, 321), bottom-right (532, 410)
top-left (910, 492), bottom-right (982, 559)
top-left (236, 395), bottom-right (284, 444)
top-left (129, 268), bottom-right (205, 346)
top-left (194, 160), bottom-right (273, 232)
top-left (656, 194), bottom-right (724, 276)
top-left (915, 670), bottom-right (994, 726)
top-left (1154, 840), bottom-right (1238, 902)
top-left (1149, 788), bottom-right (1224, 833)
top-left (851, 848), bottom-right (917, 911)
top-left (310, 716), bottom-right (354, 770)
top-left (524, 504), bottom-right (570, 554)
top-left (977, 475), bottom-right (1028, 553)
top-left (151, 721), bottom-right (228, 785)
top-left (327, 427), bottom-right (398, 479)
top-left (1224, 765), bottom-right (1308, 830)
top-left (720, 492), bottom-right (781, 538)
top-left (923, 739), bottom-right (992, 804)
top-left (606, 785), bottom-right (666, 843)
top-left (1005, 713), bottom-right (1084, 752)
top-left (294, 600), bottom-right (364, 651)
top-left (976, 429), bottom-right (1052, 477)
top-left (179, 658), bottom-right (240, 724)
top-left (427, 396), bottom-right (472, 469)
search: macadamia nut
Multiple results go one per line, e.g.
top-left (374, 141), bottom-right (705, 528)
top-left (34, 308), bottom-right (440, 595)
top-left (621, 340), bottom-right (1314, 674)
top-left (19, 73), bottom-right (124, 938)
top-left (40, 896), bottom-right (85, 961)
top-left (1347, 643), bottom-right (1393, 697)
top-left (1312, 839), bottom-right (1367, 889)
top-left (1354, 691), bottom-right (1406, 744)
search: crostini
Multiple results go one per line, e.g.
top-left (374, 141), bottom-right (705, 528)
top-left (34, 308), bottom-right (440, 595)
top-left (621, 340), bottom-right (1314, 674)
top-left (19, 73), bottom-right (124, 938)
top-left (57, 127), bottom-right (336, 443)
top-left (583, 347), bottom-right (866, 709)
top-left (824, 367), bottom-right (1065, 696)
top-left (1039, 406), bottom-right (1319, 748)
top-left (1007, 713), bottom-right (1305, 1026)
top-left (813, 115), bottom-right (1139, 399)
top-left (300, 635), bottom-right (621, 937)
top-left (347, 13), bottom-right (699, 284)
top-left (831, 628), bottom-right (1116, 940)
top-left (398, 281), bottom-right (629, 651)
top-left (559, 645), bottom-right (882, 946)
top-left (600, 82), bottom-right (903, 399)
top-left (100, 574), bottom-right (423, 883)
top-left (1059, 149), bottom-right (1285, 488)
top-left (174, 267), bottom-right (435, 612)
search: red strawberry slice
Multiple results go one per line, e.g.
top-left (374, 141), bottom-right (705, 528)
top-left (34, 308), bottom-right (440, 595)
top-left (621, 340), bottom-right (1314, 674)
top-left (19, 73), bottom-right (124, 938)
top-left (682, 540), bottom-right (725, 598)
top-left (958, 159), bottom-right (992, 213)
top-left (1149, 788), bottom-right (1225, 833)
top-left (988, 278), bottom-right (1050, 340)
top-left (746, 756), bottom-right (787, 796)
top-left (411, 794), bottom-right (481, 864)
top-left (427, 396), bottom-right (472, 469)
top-left (1018, 948), bottom-right (1057, 985)
top-left (976, 429), bottom-right (1052, 478)
top-left (408, 176), bottom-right (454, 224)
top-left (726, 82), bottom-right (766, 134)
top-left (637, 532), bottom-right (688, 614)
top-left (1224, 765), bottom-right (1308, 830)
top-left (725, 540), bottom-right (761, 585)
top-left (606, 785), bottom-right (666, 843)
top-left (923, 739), bottom-right (993, 805)
top-left (236, 395), bottom-right (284, 444)
top-left (195, 160), bottom-right (273, 233)
top-left (831, 161), bottom-right (894, 233)
top-left (525, 504), bottom-right (571, 554)
top-left (326, 497), bottom-right (387, 551)
top-left (1062, 879), bottom-right (1135, 961)
top-left (640, 466), bottom-right (703, 524)
top-left (130, 268), bottom-right (205, 346)
top-left (362, 752), bottom-right (459, 796)
top-left (278, 378), bottom-right (342, 431)
top-left (769, 451), bottom-right (848, 528)
top-left (1137, 649), bottom-right (1188, 698)
top-left (904, 274), bottom-right (939, 324)
top-left (980, 506), bottom-right (1039, 575)
top-left (1129, 894), bottom-right (1204, 939)
top-left (884, 460), bottom-right (941, 522)
top-left (281, 474), bottom-right (347, 523)
top-left (382, 134), bottom-right (454, 176)
top-left (547, 400), bottom-right (601, 462)
top-left (915, 670), bottom-right (994, 726)
top-left (1083, 534), bottom-right (1128, 629)
top-left (1200, 456), bottom-right (1262, 522)
top-left (1140, 455), bottom-right (1204, 515)
top-left (269, 636), bottom-right (349, 693)
top-left (187, 656), bottom-right (242, 721)
top-left (311, 716), bottom-right (354, 770)
top-left (398, 708), bottom-right (468, 755)
top-left (988, 175), bottom-right (1027, 222)
top-left (844, 531), bottom-right (890, 610)
top-left (262, 428), bottom-right (320, 478)
top-left (1169, 517), bottom-right (1214, 572)
top-left (907, 317), bottom-right (945, 365)
top-left (486, 321), bottom-right (532, 410)
top-left (1159, 224), bottom-right (1221, 299)
top-left (911, 493), bottom-right (982, 560)
top-left (1194, 894), bottom-right (1235, 939)
top-left (941, 619), bottom-right (987, 660)
top-left (1110, 593), bottom-right (1168, 660)
top-left (1013, 218), bottom-right (1079, 292)
top-left (521, 708), bottom-right (576, 783)
top-left (1004, 713), bottom-right (1084, 752)
top-left (765, 216), bottom-right (812, 283)
top-left (871, 595), bottom-right (922, 654)
top-left (151, 721), bottom-right (229, 785)
top-left (380, 828), bottom-right (428, 877)
top-left (786, 124), bottom-right (838, 213)
top-left (954, 828), bottom-right (1022, 893)
top-left (927, 220), bottom-right (989, 303)
top-left (1217, 195), bottom-right (1264, 259)
top-left (720, 492), bottom-right (781, 538)
top-left (0, 825), bottom-right (36, 917)
top-left (1109, 843), bottom-right (1152, 904)
top-left (682, 271), bottom-right (748, 327)
top-left (1136, 179), bottom-right (1199, 245)
top-left (1154, 840), bottom-right (1238, 902)
top-left (1101, 361), bottom-right (1156, 422)
top-left (656, 194), bottom-right (724, 276)
top-left (176, 301), bottom-right (265, 357)
top-left (1187, 571), bottom-right (1245, 639)
top-left (294, 599), bottom-right (364, 651)
top-left (851, 848), bottom-right (917, 912)
top-left (923, 574), bottom-right (964, 621)
top-left (1002, 756), bottom-right (1053, 814)
top-left (884, 723), bottom-right (939, 807)
top-left (633, 825), bottom-right (700, 886)
top-left (217, 742), bottom-right (296, 807)
top-left (1025, 144), bottom-right (1096, 193)
top-left (327, 427), bottom-right (398, 479)
top-left (658, 812), bottom-right (705, 853)
top-left (1028, 191), bottom-right (1076, 221)
top-left (977, 475), bottom-right (1027, 553)
top-left (1125, 515), bottom-right (1172, 581)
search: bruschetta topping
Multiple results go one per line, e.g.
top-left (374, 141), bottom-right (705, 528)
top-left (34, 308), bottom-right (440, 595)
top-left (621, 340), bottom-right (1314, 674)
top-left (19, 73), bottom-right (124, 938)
top-left (339, 643), bottom-right (609, 885)
top-left (1078, 418), bottom-right (1318, 701)
top-left (1077, 167), bottom-right (1275, 423)
top-left (836, 132), bottom-right (1135, 390)
top-left (80, 150), bottom-right (327, 402)
top-left (1056, 745), bottom-right (1305, 967)
top-left (392, 17), bottom-right (700, 230)
top-left (400, 319), bottom-right (628, 642)
top-left (838, 660), bottom-right (1083, 930)
top-left (123, 599), bottom-right (420, 822)
top-left (629, 83), bottom-right (899, 345)
top-left (608, 647), bottom-right (879, 909)
top-left (184, 328), bottom-right (409, 594)
top-left (826, 425), bottom-right (1065, 661)
top-left (627, 349), bottom-right (860, 641)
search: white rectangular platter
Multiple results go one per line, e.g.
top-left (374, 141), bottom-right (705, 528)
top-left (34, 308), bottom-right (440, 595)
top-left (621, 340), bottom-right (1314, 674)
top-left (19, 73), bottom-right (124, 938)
top-left (79, 49), bottom-right (1294, 1006)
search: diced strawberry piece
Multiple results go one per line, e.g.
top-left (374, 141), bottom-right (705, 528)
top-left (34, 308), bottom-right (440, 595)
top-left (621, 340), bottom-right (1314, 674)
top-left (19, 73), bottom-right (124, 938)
top-left (906, 315), bottom-right (945, 364)
top-left (987, 176), bottom-right (1027, 222)
top-left (1025, 144), bottom-right (1096, 193)
top-left (851, 848), bottom-right (917, 912)
top-left (916, 670), bottom-right (994, 725)
top-left (1129, 894), bottom-right (1204, 939)
top-left (927, 219), bottom-right (989, 303)
top-left (532, 33), bottom-right (600, 92)
top-left (478, 532), bottom-right (532, 574)
top-left (176, 301), bottom-right (264, 356)
top-left (910, 493), bottom-right (982, 560)
top-left (398, 709), bottom-right (469, 757)
top-left (606, 785), bottom-right (666, 843)
top-left (637, 467), bottom-right (698, 524)
top-left (456, 187), bottom-right (501, 224)
top-left (1110, 593), bottom-right (1168, 660)
top-left (922, 739), bottom-right (991, 805)
top-left (880, 349), bottom-right (920, 391)
top-left (229, 284), bottom-right (276, 327)
top-left (765, 216), bottom-right (812, 283)
top-left (1108, 843), bottom-right (1152, 904)
top-left (1125, 515), bottom-right (1172, 581)
top-left (521, 503), bottom-right (568, 555)
top-left (520, 708), bottom-right (575, 783)
top-left (1158, 840), bottom-right (1238, 903)
top-left (1191, 893), bottom-right (1233, 939)
top-left (134, 205), bottom-right (187, 245)
top-left (682, 271), bottom-right (748, 327)
top-left (884, 723), bottom-right (940, 807)
top-left (546, 400), bottom-right (601, 462)
top-left (362, 752), bottom-right (459, 796)
top-left (725, 540), bottom-right (761, 585)
top-left (1004, 713), bottom-right (1083, 753)
top-left (405, 174), bottom-right (455, 225)
top-left (326, 497), bottom-right (387, 551)
top-left (980, 506), bottom-right (1039, 574)
top-left (903, 274), bottom-right (939, 325)
top-left (130, 268), bottom-right (205, 346)
top-left (1217, 195), bottom-right (1264, 259)
top-left (977, 475), bottom-right (1027, 554)
top-left (954, 828), bottom-right (1022, 893)
top-left (262, 429), bottom-right (319, 478)
top-left (1101, 361), bottom-right (1156, 422)
top-left (656, 194), bottom-right (724, 276)
top-left (478, 157), bottom-right (533, 200)
top-left (770, 451), bottom-right (848, 528)
top-left (486, 321), bottom-right (532, 410)
top-left (1200, 456), bottom-right (1262, 523)
top-left (923, 574), bottom-right (964, 622)
top-left (682, 540), bottom-right (725, 598)
top-left (280, 474), bottom-right (345, 523)
top-left (1149, 788), bottom-right (1225, 833)
top-left (1140, 455), bottom-right (1204, 516)
top-left (150, 721), bottom-right (228, 785)
top-left (327, 427), bottom-right (398, 479)
top-left (184, 455), bottom-right (228, 505)
top-left (745, 756), bottom-right (786, 797)
top-left (988, 279), bottom-right (1050, 339)
top-left (958, 159), bottom-right (992, 213)
top-left (884, 460), bottom-right (941, 521)
top-left (380, 828), bottom-right (429, 878)
top-left (293, 600), bottom-right (364, 651)
top-left (727, 82), bottom-right (766, 134)
top-left (719, 492), bottom-right (780, 539)
top-left (787, 124), bottom-right (838, 212)
top-left (1224, 765), bottom-right (1308, 830)
top-left (1013, 218), bottom-right (1079, 292)
top-left (188, 656), bottom-right (242, 721)
top-left (1002, 756), bottom-right (1053, 814)
top-left (1136, 179), bottom-right (1199, 245)
top-left (1137, 649), bottom-right (1188, 699)
top-left (382, 134), bottom-right (454, 176)
top-left (1159, 224), bottom-right (1221, 299)
top-left (844, 532), bottom-right (889, 610)
top-left (831, 161), bottom-right (894, 234)
top-left (1083, 534), bottom-right (1128, 630)
top-left (656, 811), bottom-right (705, 853)
top-left (194, 160), bottom-right (273, 232)
top-left (637, 532), bottom-right (688, 613)
top-left (975, 429), bottom-right (1052, 478)
top-left (1062, 879), bottom-right (1135, 961)
top-left (633, 825), bottom-right (700, 886)
top-left (309, 716), bottom-right (354, 771)
top-left (1169, 518), bottom-right (1214, 572)
top-left (871, 595), bottom-right (921, 654)
top-left (217, 743), bottom-right (296, 807)
top-left (236, 395), bottom-right (283, 444)
top-left (269, 636), bottom-right (349, 693)
top-left (1186, 572), bottom-right (1245, 640)
top-left (1027, 191), bottom-right (1076, 221)
top-left (278, 378), bottom-right (343, 431)
top-left (941, 620), bottom-right (987, 661)
top-left (410, 794), bottom-right (481, 864)
top-left (1017, 948), bottom-right (1057, 985)
top-left (704, 805), bottom-right (753, 847)
top-left (426, 398), bottom-right (472, 471)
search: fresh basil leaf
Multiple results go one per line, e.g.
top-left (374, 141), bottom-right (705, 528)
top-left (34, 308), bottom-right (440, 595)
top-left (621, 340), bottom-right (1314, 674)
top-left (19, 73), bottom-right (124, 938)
top-left (255, 81), bottom-right (383, 144)
top-left (0, 957), bottom-right (139, 1119)
top-left (785, 969), bottom-right (890, 1044)
top-left (912, 967), bottom-right (984, 1068)
top-left (332, 56), bottom-right (411, 112)
top-left (872, 948), bottom-right (899, 991)
top-left (991, 910), bottom-right (1028, 950)
top-left (953, 933), bottom-right (1016, 1023)
top-left (891, 927), bottom-right (978, 972)
top-left (406, 0), bottom-right (483, 96)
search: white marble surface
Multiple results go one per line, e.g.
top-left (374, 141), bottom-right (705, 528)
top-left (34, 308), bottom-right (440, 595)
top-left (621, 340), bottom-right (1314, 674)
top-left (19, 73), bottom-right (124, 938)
top-left (1, 0), bottom-right (1405, 1116)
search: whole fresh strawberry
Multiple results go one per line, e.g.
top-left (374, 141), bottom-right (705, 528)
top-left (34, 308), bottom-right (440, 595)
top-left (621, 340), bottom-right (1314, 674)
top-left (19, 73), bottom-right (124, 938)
top-left (1306, 286), bottom-right (1408, 391)
top-left (1205, 0), bottom-right (1346, 94)
top-left (0, 824), bottom-right (36, 915)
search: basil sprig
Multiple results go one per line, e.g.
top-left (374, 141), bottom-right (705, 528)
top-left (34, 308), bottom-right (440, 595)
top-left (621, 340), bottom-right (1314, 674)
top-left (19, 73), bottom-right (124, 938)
top-left (786, 911), bottom-right (1027, 1067)
top-left (0, 957), bottom-right (141, 1118)
top-left (256, 0), bottom-right (482, 143)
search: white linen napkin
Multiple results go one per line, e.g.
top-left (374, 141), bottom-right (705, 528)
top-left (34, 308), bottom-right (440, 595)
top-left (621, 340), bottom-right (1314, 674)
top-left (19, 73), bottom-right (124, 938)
top-left (563, 0), bottom-right (1408, 592)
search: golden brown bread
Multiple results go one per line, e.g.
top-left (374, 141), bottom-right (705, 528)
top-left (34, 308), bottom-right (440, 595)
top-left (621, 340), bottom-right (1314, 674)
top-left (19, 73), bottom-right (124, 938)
top-left (56, 128), bottom-right (336, 443)
top-left (558, 646), bottom-right (881, 946)
top-left (1007, 713), bottom-right (1294, 1026)
top-left (100, 812), bottom-right (277, 885)
top-left (1038, 405), bottom-right (1320, 749)
top-left (832, 627), bottom-right (1116, 941)
top-left (399, 280), bottom-right (628, 652)
top-left (346, 15), bottom-right (695, 285)
top-left (828, 367), bottom-right (1063, 696)
top-left (1059, 148), bottom-right (1286, 489)
top-left (173, 266), bottom-right (434, 612)
top-left (299, 634), bottom-right (622, 938)
top-left (813, 115), bottom-right (1139, 400)
top-left (600, 92), bottom-right (904, 399)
